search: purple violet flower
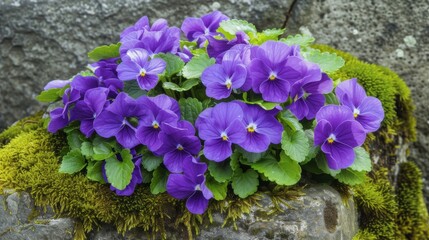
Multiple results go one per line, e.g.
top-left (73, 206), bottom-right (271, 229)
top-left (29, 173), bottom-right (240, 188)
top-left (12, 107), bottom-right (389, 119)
top-left (136, 95), bottom-right (180, 152)
top-left (70, 75), bottom-right (100, 96)
top-left (181, 11), bottom-right (229, 47)
top-left (235, 102), bottom-right (284, 153)
top-left (207, 31), bottom-right (249, 62)
top-left (289, 73), bottom-right (333, 120)
top-left (201, 50), bottom-right (247, 100)
top-left (120, 16), bottom-right (168, 39)
top-left (196, 102), bottom-right (246, 162)
top-left (166, 157), bottom-right (213, 214)
top-left (155, 122), bottom-right (201, 173)
top-left (119, 27), bottom-right (181, 57)
top-left (70, 87), bottom-right (110, 138)
top-left (335, 78), bottom-right (384, 133)
top-left (47, 88), bottom-right (80, 133)
top-left (43, 79), bottom-right (71, 90)
top-left (177, 45), bottom-right (193, 63)
top-left (249, 41), bottom-right (303, 103)
top-left (93, 92), bottom-right (147, 149)
top-left (314, 105), bottom-right (366, 170)
top-left (117, 48), bottom-right (166, 91)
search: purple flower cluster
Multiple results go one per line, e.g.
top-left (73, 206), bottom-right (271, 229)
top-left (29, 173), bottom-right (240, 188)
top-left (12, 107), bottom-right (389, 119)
top-left (42, 11), bottom-right (387, 215)
top-left (314, 79), bottom-right (384, 170)
top-left (196, 102), bottom-right (283, 162)
top-left (200, 37), bottom-right (333, 122)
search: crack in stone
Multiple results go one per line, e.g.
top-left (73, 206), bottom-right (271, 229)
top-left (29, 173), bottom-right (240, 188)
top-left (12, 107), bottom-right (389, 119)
top-left (281, 0), bottom-right (299, 29)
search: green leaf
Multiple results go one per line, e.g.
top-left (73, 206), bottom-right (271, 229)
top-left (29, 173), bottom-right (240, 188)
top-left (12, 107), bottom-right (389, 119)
top-left (154, 53), bottom-right (185, 77)
top-left (208, 160), bottom-right (234, 183)
top-left (236, 147), bottom-right (267, 163)
top-left (182, 53), bottom-right (215, 79)
top-left (105, 149), bottom-right (134, 190)
top-left (240, 96), bottom-right (279, 110)
top-left (60, 149), bottom-right (87, 174)
top-left (303, 48), bottom-right (345, 73)
top-left (303, 129), bottom-right (319, 163)
top-left (36, 88), bottom-right (62, 103)
top-left (86, 161), bottom-right (105, 183)
top-left (88, 43), bottom-right (121, 61)
top-left (123, 80), bottom-right (147, 99)
top-left (281, 129), bottom-right (310, 163)
top-left (335, 169), bottom-right (366, 185)
top-left (92, 137), bottom-right (114, 160)
top-left (278, 110), bottom-right (303, 131)
top-left (142, 153), bottom-right (163, 171)
top-left (280, 34), bottom-right (315, 47)
top-left (163, 78), bottom-right (200, 92)
top-left (251, 153), bottom-right (301, 185)
top-left (315, 153), bottom-right (341, 176)
top-left (349, 147), bottom-right (372, 172)
top-left (325, 93), bottom-right (339, 105)
top-left (250, 28), bottom-right (285, 45)
top-left (180, 40), bottom-right (197, 49)
top-left (231, 168), bottom-right (259, 198)
top-left (81, 142), bottom-right (94, 157)
top-left (179, 98), bottom-right (203, 124)
top-left (150, 166), bottom-right (169, 194)
top-left (205, 175), bottom-right (228, 200)
top-left (217, 19), bottom-right (257, 40)
top-left (67, 130), bottom-right (84, 150)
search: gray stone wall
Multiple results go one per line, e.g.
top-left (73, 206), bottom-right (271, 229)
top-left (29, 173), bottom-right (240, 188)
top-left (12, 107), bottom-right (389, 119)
top-left (1, 0), bottom-right (428, 204)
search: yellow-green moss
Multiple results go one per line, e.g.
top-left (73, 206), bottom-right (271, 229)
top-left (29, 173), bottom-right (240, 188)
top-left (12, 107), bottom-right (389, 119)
top-left (396, 162), bottom-right (429, 239)
top-left (312, 44), bottom-right (416, 142)
top-left (0, 111), bottom-right (44, 148)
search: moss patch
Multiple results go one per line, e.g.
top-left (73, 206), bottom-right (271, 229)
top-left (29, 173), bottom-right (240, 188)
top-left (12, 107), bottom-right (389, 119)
top-left (396, 162), bottom-right (429, 239)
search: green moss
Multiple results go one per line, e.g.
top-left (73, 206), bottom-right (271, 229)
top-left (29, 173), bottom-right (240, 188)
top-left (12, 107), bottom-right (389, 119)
top-left (0, 111), bottom-right (44, 148)
top-left (312, 44), bottom-right (416, 142)
top-left (396, 162), bottom-right (429, 239)
top-left (353, 168), bottom-right (401, 239)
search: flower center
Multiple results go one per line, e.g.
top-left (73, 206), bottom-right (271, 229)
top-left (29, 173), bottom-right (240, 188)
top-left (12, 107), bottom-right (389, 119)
top-left (269, 73), bottom-right (276, 81)
top-left (247, 123), bottom-right (257, 133)
top-left (221, 132), bottom-right (228, 141)
top-left (140, 69), bottom-right (146, 77)
top-left (327, 134), bottom-right (336, 144)
top-left (353, 108), bottom-right (360, 118)
top-left (177, 144), bottom-right (184, 151)
top-left (195, 184), bottom-right (202, 191)
top-left (152, 120), bottom-right (160, 129)
top-left (225, 79), bottom-right (232, 89)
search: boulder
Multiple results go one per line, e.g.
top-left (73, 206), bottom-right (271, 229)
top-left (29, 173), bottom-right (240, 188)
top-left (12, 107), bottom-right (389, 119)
top-left (1, 184), bottom-right (358, 240)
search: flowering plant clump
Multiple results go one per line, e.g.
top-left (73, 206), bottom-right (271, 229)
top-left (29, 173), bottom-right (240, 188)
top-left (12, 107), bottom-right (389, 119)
top-left (37, 11), bottom-right (384, 214)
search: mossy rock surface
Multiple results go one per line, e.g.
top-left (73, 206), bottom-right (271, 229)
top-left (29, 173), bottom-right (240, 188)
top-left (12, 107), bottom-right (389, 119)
top-left (0, 46), bottom-right (425, 239)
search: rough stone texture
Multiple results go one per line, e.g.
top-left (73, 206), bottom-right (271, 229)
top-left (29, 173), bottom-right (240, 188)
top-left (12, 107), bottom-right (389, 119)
top-left (0, 0), bottom-right (292, 131)
top-left (285, 0), bottom-right (429, 207)
top-left (88, 184), bottom-right (358, 240)
top-left (1, 185), bottom-right (357, 239)
top-left (0, 190), bottom-right (74, 240)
